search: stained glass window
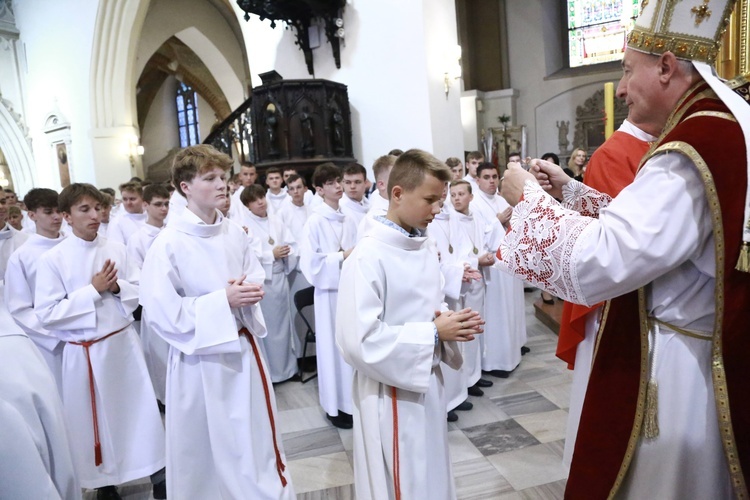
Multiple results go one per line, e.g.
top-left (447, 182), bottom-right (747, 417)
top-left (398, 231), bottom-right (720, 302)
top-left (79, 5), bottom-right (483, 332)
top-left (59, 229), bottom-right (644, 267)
top-left (176, 82), bottom-right (200, 147)
top-left (568, 0), bottom-right (641, 68)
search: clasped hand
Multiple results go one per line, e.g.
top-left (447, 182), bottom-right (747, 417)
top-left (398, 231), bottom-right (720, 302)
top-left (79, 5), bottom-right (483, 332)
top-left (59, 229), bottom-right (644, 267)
top-left (226, 274), bottom-right (265, 308)
top-left (91, 259), bottom-right (120, 294)
top-left (434, 308), bottom-right (484, 342)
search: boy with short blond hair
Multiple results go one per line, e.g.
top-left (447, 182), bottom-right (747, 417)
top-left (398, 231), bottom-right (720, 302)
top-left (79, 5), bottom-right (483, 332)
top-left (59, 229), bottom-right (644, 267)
top-left (300, 162), bottom-right (357, 429)
top-left (34, 183), bottom-right (166, 498)
top-left (140, 145), bottom-right (294, 499)
top-left (337, 149), bottom-right (483, 499)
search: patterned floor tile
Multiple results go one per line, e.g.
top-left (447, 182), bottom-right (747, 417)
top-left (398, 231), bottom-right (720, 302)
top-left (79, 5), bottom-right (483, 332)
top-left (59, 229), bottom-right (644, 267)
top-left (514, 409), bottom-right (569, 443)
top-left (282, 426), bottom-right (345, 461)
top-left (487, 443), bottom-right (569, 490)
top-left (453, 457), bottom-right (519, 500)
top-left (462, 419), bottom-right (540, 456)
top-left (490, 391), bottom-right (559, 417)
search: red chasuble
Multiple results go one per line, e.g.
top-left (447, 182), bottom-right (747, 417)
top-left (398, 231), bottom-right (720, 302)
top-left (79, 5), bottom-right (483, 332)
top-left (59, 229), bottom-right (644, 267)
top-left (566, 82), bottom-right (750, 498)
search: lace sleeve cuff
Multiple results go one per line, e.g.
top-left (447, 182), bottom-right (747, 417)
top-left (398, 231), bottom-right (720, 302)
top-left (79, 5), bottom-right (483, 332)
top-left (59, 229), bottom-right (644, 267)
top-left (497, 181), bottom-right (595, 305)
top-left (561, 180), bottom-right (612, 218)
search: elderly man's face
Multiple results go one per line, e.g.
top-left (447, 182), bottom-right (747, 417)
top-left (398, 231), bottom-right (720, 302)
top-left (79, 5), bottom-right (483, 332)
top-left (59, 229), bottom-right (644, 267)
top-left (617, 49), bottom-right (664, 136)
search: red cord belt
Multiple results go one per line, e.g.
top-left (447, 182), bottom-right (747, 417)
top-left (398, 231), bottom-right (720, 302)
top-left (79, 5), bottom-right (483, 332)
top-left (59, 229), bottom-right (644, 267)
top-left (239, 327), bottom-right (288, 487)
top-left (69, 327), bottom-right (127, 466)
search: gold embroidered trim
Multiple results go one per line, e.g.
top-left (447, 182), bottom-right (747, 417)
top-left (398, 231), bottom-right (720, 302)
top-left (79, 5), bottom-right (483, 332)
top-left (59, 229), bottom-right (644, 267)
top-left (651, 317), bottom-right (713, 340)
top-left (632, 0), bottom-right (736, 63)
top-left (650, 141), bottom-right (748, 498)
top-left (607, 288), bottom-right (651, 498)
top-left (591, 301), bottom-right (611, 367)
top-left (683, 110), bottom-right (738, 122)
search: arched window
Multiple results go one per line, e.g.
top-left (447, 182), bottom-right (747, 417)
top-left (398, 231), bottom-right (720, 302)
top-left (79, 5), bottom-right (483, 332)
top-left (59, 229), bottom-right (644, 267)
top-left (567, 0), bottom-right (641, 68)
top-left (176, 82), bottom-right (200, 147)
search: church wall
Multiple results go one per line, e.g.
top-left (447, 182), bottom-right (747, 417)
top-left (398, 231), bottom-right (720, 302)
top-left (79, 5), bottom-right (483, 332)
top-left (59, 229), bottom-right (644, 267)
top-left (14, 0), bottom-right (100, 190)
top-left (136, 0), bottom-right (248, 109)
top-left (196, 90), bottom-right (215, 142)
top-left (503, 0), bottom-right (622, 158)
top-left (235, 0), bottom-right (464, 175)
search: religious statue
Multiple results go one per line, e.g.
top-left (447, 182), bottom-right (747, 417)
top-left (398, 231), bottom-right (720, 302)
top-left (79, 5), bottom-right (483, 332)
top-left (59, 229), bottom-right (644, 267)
top-left (300, 109), bottom-right (315, 156)
top-left (556, 120), bottom-right (570, 155)
top-left (331, 110), bottom-right (345, 155)
top-left (265, 104), bottom-right (279, 158)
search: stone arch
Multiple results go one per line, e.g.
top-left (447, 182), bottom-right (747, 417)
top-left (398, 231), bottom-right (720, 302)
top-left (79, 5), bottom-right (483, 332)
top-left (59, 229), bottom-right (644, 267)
top-left (0, 95), bottom-right (34, 195)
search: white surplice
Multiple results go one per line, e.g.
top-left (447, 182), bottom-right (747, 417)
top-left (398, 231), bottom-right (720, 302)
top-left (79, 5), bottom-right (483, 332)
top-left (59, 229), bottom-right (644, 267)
top-left (266, 188), bottom-right (288, 216)
top-left (127, 223), bottom-right (169, 402)
top-left (498, 152), bottom-right (733, 498)
top-left (0, 222), bottom-right (29, 277)
top-left (336, 216), bottom-right (461, 500)
top-left (470, 191), bottom-right (526, 372)
top-left (299, 202), bottom-right (357, 416)
top-left (340, 194), bottom-right (370, 228)
top-left (242, 210), bottom-right (300, 382)
top-left (5, 232), bottom-right (67, 394)
top-left (0, 285), bottom-right (79, 500)
top-left (106, 211), bottom-right (147, 246)
top-left (426, 209), bottom-right (468, 410)
top-left (139, 208), bottom-right (294, 499)
top-left (34, 235), bottom-right (165, 489)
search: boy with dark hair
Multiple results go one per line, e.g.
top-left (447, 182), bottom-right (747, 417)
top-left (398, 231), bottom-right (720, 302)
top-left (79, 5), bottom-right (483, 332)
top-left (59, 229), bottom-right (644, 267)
top-left (5, 188), bottom-right (67, 391)
top-left (471, 162), bottom-right (527, 377)
top-left (140, 145), bottom-right (294, 498)
top-left (108, 181), bottom-right (146, 245)
top-left (337, 149), bottom-right (483, 499)
top-left (300, 162), bottom-right (357, 429)
top-left (340, 162), bottom-right (370, 226)
top-left (240, 184), bottom-right (300, 383)
top-left (34, 183), bottom-right (166, 499)
top-left (98, 192), bottom-right (114, 237)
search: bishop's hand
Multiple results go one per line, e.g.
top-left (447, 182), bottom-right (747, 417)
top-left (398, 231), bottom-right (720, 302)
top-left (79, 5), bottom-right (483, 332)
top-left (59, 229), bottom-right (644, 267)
top-left (529, 158), bottom-right (571, 199)
top-left (501, 163), bottom-right (537, 206)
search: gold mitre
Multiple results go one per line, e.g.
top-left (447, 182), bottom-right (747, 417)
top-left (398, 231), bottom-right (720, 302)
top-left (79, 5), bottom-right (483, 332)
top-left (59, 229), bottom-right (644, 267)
top-left (626, 0), bottom-right (737, 63)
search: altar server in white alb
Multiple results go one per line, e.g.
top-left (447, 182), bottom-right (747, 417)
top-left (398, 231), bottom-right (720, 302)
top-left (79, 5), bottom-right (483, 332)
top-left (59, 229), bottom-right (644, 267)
top-left (240, 184), bottom-right (300, 383)
top-left (0, 190), bottom-right (29, 275)
top-left (5, 188), bottom-right (67, 394)
top-left (449, 180), bottom-right (495, 394)
top-left (127, 183), bottom-right (170, 404)
top-left (34, 184), bottom-right (166, 499)
top-left (337, 149), bottom-right (484, 500)
top-left (470, 162), bottom-right (527, 377)
top-left (339, 162), bottom-right (370, 227)
top-left (265, 167), bottom-right (288, 215)
top-left (0, 292), bottom-right (79, 500)
top-left (106, 182), bottom-right (147, 246)
top-left (140, 145), bottom-right (294, 499)
top-left (228, 161), bottom-right (258, 220)
top-left (300, 162), bottom-right (358, 429)
top-left (278, 174), bottom-right (314, 346)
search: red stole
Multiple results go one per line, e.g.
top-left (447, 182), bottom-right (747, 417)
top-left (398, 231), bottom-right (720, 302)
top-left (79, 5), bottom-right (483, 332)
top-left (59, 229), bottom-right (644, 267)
top-left (566, 83), bottom-right (750, 498)
top-left (556, 130), bottom-right (652, 367)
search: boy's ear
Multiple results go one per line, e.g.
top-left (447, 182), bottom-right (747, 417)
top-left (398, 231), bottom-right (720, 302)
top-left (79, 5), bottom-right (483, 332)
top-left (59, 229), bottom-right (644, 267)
top-left (27, 210), bottom-right (39, 222)
top-left (180, 180), bottom-right (190, 196)
top-left (390, 185), bottom-right (402, 202)
top-left (62, 212), bottom-right (72, 224)
top-left (315, 186), bottom-right (323, 195)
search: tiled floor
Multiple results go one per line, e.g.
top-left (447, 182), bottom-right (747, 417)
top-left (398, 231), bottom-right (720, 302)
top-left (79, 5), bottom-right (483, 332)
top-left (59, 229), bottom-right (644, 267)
top-left (86, 293), bottom-right (572, 499)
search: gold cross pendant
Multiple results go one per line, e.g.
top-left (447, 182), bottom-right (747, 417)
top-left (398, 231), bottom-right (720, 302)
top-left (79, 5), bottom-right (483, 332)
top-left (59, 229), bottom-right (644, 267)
top-left (691, 0), bottom-right (712, 27)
